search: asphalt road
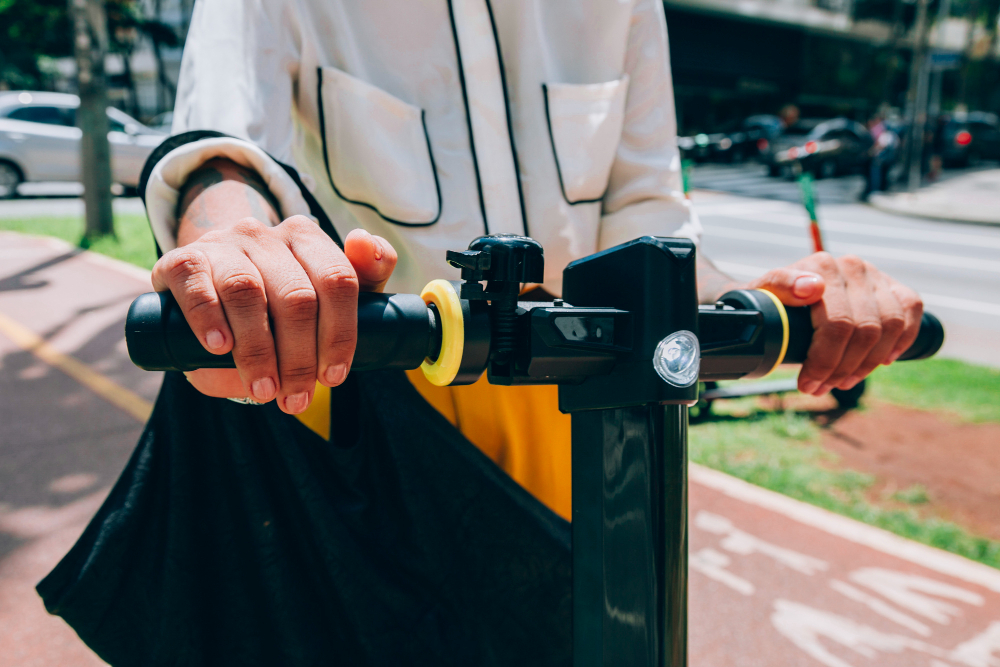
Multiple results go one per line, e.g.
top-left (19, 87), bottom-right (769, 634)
top-left (690, 163), bottom-right (1000, 368)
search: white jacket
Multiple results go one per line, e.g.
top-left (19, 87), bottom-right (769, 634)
top-left (144, 0), bottom-right (700, 295)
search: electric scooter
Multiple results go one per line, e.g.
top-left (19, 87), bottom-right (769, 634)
top-left (124, 234), bottom-right (943, 667)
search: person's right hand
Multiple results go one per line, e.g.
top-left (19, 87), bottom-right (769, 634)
top-left (152, 217), bottom-right (397, 414)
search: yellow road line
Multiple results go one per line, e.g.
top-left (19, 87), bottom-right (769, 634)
top-left (0, 309), bottom-right (152, 423)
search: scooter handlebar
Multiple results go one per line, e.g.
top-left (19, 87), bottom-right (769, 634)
top-left (782, 304), bottom-right (944, 364)
top-left (125, 287), bottom-right (944, 383)
top-left (126, 290), bottom-right (439, 373)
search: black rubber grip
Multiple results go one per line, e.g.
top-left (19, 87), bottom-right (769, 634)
top-left (783, 307), bottom-right (945, 364)
top-left (126, 291), bottom-right (438, 373)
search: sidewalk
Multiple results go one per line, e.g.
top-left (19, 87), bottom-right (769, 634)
top-left (870, 169), bottom-right (1000, 226)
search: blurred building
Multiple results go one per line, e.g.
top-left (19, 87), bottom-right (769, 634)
top-left (665, 0), bottom-right (1000, 133)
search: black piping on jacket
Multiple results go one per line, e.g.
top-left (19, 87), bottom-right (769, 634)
top-left (482, 0), bottom-right (531, 237)
top-left (541, 84), bottom-right (607, 206)
top-left (446, 0), bottom-right (490, 236)
top-left (316, 67), bottom-right (442, 228)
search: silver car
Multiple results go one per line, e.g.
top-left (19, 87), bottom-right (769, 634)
top-left (0, 91), bottom-right (166, 198)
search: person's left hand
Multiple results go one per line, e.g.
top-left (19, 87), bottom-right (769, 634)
top-left (743, 252), bottom-right (923, 396)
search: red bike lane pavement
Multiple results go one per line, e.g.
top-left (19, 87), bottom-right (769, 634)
top-left (0, 231), bottom-right (998, 667)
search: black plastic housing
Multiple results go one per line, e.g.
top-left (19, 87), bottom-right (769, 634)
top-left (126, 291), bottom-right (438, 373)
top-left (559, 237), bottom-right (700, 412)
top-left (698, 292), bottom-right (946, 380)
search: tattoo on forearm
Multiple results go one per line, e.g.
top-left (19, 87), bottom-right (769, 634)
top-left (177, 166), bottom-right (225, 229)
top-left (176, 159), bottom-right (282, 231)
top-left (696, 253), bottom-right (740, 305)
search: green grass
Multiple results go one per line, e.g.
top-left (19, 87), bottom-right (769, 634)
top-left (870, 357), bottom-right (1000, 423)
top-left (0, 214), bottom-right (157, 269)
top-left (690, 402), bottom-right (1000, 569)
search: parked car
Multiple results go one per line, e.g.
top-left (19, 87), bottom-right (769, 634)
top-left (149, 110), bottom-right (174, 135)
top-left (939, 112), bottom-right (1000, 167)
top-left (766, 118), bottom-right (873, 179)
top-left (678, 132), bottom-right (726, 163)
top-left (0, 91), bottom-right (165, 198)
top-left (726, 114), bottom-right (785, 162)
top-left (678, 115), bottom-right (785, 164)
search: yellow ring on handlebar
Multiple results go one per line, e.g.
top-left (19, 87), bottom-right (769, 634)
top-left (757, 289), bottom-right (789, 375)
top-left (419, 279), bottom-right (465, 387)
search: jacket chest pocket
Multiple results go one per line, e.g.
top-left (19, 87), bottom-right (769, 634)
top-left (543, 76), bottom-right (629, 205)
top-left (317, 66), bottom-right (441, 226)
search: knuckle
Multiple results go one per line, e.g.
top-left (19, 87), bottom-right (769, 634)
top-left (317, 264), bottom-right (359, 296)
top-left (853, 321), bottom-right (882, 347)
top-left (233, 340), bottom-right (273, 366)
top-left (813, 251), bottom-right (838, 273)
top-left (280, 215), bottom-right (317, 235)
top-left (881, 313), bottom-right (906, 337)
top-left (163, 248), bottom-right (208, 282)
top-left (838, 254), bottom-right (866, 275)
top-left (324, 330), bottom-right (357, 350)
top-left (184, 285), bottom-right (221, 317)
top-left (219, 273), bottom-right (265, 307)
top-left (280, 364), bottom-right (318, 383)
top-left (903, 293), bottom-right (924, 316)
top-left (825, 317), bottom-right (856, 340)
top-left (279, 285), bottom-right (319, 320)
top-left (232, 217), bottom-right (267, 240)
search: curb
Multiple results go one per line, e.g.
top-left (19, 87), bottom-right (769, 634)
top-left (867, 195), bottom-right (1000, 227)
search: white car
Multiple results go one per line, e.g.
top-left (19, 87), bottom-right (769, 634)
top-left (0, 91), bottom-right (166, 198)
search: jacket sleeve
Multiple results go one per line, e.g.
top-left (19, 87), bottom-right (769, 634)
top-left (597, 0), bottom-right (701, 251)
top-left (142, 0), bottom-right (312, 253)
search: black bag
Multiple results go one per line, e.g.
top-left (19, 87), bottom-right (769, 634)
top-left (37, 370), bottom-right (572, 666)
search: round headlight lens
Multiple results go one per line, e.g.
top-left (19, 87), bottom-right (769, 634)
top-left (653, 330), bottom-right (700, 388)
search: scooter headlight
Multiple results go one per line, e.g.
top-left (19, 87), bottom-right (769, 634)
top-left (653, 330), bottom-right (700, 387)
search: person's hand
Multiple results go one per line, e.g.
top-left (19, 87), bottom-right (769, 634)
top-left (152, 218), bottom-right (397, 413)
top-left (744, 252), bottom-right (922, 396)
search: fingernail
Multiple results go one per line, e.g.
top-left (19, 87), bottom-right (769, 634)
top-left (792, 275), bottom-right (822, 298)
top-left (372, 238), bottom-right (383, 261)
top-left (205, 329), bottom-right (225, 350)
top-left (800, 379), bottom-right (821, 394)
top-left (251, 377), bottom-right (276, 401)
top-left (284, 392), bottom-right (310, 414)
top-left (324, 363), bottom-right (349, 386)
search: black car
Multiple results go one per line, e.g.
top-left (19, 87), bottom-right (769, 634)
top-left (940, 112), bottom-right (1000, 167)
top-left (766, 118), bottom-right (873, 179)
top-left (677, 132), bottom-right (726, 163)
top-left (678, 115), bottom-right (784, 164)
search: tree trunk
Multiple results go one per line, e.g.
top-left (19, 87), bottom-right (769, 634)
top-left (71, 0), bottom-right (115, 241)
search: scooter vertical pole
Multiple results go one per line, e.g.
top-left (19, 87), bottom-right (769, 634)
top-left (560, 237), bottom-right (699, 667)
top-left (572, 405), bottom-right (688, 667)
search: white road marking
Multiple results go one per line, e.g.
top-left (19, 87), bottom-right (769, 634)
top-left (690, 464), bottom-right (1000, 594)
top-left (700, 207), bottom-right (1000, 250)
top-left (952, 622), bottom-right (1000, 667)
top-left (849, 568), bottom-right (984, 625)
top-left (771, 599), bottom-right (952, 667)
top-left (695, 511), bottom-right (828, 575)
top-left (921, 294), bottom-right (1000, 318)
top-left (713, 260), bottom-right (1000, 317)
top-left (830, 579), bottom-right (932, 637)
top-left (690, 548), bottom-right (756, 596)
top-left (704, 224), bottom-right (1000, 273)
